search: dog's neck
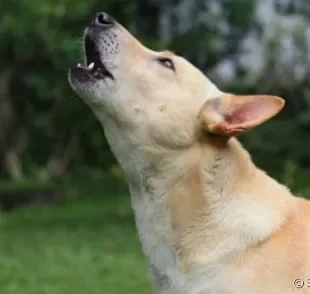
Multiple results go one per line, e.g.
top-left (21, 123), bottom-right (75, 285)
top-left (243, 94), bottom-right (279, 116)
top-left (102, 117), bottom-right (295, 274)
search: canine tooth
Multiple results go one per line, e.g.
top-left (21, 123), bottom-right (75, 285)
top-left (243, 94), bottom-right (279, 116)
top-left (88, 62), bottom-right (95, 70)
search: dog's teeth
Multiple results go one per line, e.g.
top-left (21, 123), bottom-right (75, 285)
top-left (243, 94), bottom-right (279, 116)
top-left (88, 62), bottom-right (95, 70)
top-left (77, 63), bottom-right (82, 67)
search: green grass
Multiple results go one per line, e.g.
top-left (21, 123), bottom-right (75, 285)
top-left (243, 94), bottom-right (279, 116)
top-left (0, 196), bottom-right (150, 294)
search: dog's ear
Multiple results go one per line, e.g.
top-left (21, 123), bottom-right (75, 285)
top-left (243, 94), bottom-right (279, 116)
top-left (199, 94), bottom-right (285, 137)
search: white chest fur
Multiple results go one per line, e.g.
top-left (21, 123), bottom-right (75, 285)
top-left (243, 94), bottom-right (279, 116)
top-left (129, 186), bottom-right (240, 294)
top-left (130, 186), bottom-right (190, 294)
top-left (129, 189), bottom-right (245, 294)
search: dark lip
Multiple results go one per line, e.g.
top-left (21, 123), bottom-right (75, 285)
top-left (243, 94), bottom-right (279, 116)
top-left (69, 66), bottom-right (94, 83)
top-left (81, 35), bottom-right (114, 80)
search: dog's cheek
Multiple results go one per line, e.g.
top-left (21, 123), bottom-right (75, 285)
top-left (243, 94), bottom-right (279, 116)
top-left (149, 113), bottom-right (196, 149)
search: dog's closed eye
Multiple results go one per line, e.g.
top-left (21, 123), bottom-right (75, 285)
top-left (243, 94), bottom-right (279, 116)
top-left (157, 57), bottom-right (175, 72)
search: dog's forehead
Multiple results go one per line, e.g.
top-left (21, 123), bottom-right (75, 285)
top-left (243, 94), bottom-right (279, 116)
top-left (173, 55), bottom-right (221, 98)
top-left (162, 50), bottom-right (175, 57)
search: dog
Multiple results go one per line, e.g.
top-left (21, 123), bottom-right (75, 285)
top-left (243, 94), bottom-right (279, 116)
top-left (69, 12), bottom-right (310, 294)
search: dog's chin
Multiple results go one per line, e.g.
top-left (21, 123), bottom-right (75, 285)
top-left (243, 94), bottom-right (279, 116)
top-left (68, 72), bottom-right (114, 112)
top-left (68, 69), bottom-right (93, 96)
top-left (68, 65), bottom-right (116, 101)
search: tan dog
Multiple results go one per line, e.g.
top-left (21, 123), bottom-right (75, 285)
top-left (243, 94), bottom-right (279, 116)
top-left (69, 12), bottom-right (310, 294)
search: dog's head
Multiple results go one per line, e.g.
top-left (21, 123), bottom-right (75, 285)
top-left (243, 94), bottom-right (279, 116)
top-left (69, 13), bottom-right (284, 151)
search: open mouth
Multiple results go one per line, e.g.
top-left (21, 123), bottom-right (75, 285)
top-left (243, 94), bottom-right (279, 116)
top-left (76, 35), bottom-right (114, 80)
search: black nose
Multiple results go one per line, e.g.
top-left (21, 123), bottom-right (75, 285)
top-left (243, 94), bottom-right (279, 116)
top-left (92, 12), bottom-right (114, 28)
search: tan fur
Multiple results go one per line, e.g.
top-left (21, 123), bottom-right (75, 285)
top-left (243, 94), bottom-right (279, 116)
top-left (69, 15), bottom-right (310, 294)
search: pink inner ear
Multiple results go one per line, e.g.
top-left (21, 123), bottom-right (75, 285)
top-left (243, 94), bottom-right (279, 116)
top-left (225, 98), bottom-right (270, 125)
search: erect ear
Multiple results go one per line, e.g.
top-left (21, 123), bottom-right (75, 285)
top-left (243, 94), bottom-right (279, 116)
top-left (198, 93), bottom-right (285, 137)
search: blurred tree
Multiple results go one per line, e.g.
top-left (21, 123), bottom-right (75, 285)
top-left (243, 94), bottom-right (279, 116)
top-left (0, 0), bottom-right (112, 180)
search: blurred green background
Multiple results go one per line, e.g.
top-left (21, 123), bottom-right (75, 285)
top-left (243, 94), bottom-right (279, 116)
top-left (0, 0), bottom-right (309, 293)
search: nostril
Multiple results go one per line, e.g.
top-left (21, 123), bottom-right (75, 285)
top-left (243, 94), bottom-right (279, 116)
top-left (94, 12), bottom-right (114, 27)
top-left (97, 13), bottom-right (109, 25)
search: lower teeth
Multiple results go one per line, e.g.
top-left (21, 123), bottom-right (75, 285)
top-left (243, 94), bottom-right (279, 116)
top-left (77, 62), bottom-right (95, 70)
top-left (75, 63), bottom-right (111, 79)
top-left (88, 62), bottom-right (95, 70)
